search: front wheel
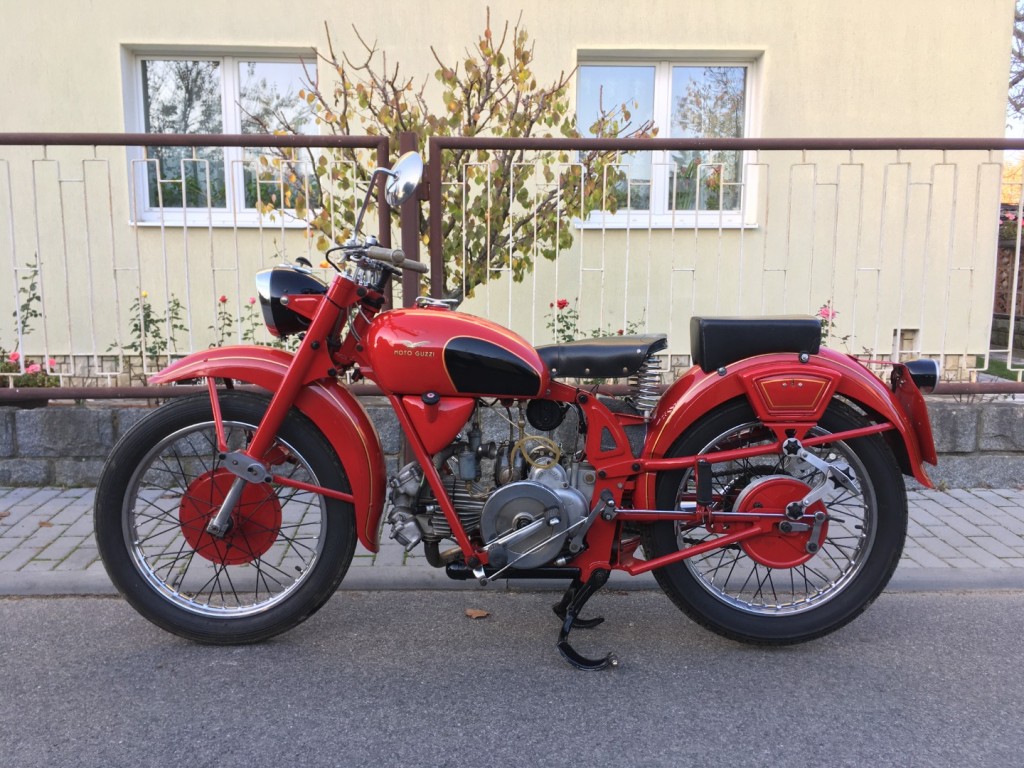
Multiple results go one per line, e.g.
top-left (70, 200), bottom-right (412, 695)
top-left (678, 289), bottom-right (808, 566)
top-left (641, 398), bottom-right (907, 645)
top-left (94, 391), bottom-right (356, 643)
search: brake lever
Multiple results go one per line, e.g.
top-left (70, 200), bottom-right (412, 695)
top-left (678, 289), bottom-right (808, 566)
top-left (323, 244), bottom-right (352, 273)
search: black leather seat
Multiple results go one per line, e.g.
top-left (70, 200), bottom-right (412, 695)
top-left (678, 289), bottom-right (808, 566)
top-left (537, 335), bottom-right (668, 379)
top-left (690, 316), bottom-right (821, 373)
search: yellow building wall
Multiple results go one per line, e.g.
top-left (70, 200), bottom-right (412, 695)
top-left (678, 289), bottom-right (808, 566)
top-left (0, 0), bottom-right (1014, 374)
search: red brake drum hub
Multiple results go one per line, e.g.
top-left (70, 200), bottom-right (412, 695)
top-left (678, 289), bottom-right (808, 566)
top-left (733, 476), bottom-right (828, 569)
top-left (179, 469), bottom-right (282, 565)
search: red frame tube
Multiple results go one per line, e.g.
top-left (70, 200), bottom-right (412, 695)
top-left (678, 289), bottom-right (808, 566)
top-left (623, 422), bottom-right (895, 476)
top-left (206, 377), bottom-right (227, 454)
top-left (152, 252), bottom-right (935, 580)
top-left (272, 474), bottom-right (355, 505)
top-left (621, 520), bottom-right (772, 575)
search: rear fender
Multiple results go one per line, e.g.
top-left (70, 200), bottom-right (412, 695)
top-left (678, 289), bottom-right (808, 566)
top-left (150, 346), bottom-right (388, 552)
top-left (635, 348), bottom-right (934, 508)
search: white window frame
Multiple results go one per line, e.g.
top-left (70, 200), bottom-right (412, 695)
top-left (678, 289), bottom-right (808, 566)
top-left (122, 47), bottom-right (317, 228)
top-left (575, 52), bottom-right (761, 230)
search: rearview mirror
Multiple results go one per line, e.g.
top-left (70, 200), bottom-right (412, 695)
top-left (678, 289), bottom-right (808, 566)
top-left (385, 152), bottom-right (424, 207)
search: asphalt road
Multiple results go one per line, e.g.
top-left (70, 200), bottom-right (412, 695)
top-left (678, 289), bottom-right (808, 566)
top-left (1, 590), bottom-right (1022, 768)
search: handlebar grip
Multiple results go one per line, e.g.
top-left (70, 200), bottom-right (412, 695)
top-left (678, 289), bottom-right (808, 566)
top-left (364, 245), bottom-right (429, 274)
top-left (365, 245), bottom-right (405, 265)
top-left (401, 259), bottom-right (430, 274)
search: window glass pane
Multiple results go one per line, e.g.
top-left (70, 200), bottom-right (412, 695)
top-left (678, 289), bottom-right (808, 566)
top-left (141, 59), bottom-right (226, 208)
top-left (669, 66), bottom-right (745, 212)
top-left (578, 65), bottom-right (655, 210)
top-left (239, 61), bottom-right (314, 134)
top-left (239, 61), bottom-right (318, 210)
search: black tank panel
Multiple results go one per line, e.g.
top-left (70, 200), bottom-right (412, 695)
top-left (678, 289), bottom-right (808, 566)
top-left (444, 337), bottom-right (542, 396)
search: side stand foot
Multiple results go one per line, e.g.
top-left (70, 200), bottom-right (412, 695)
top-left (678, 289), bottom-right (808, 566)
top-left (553, 570), bottom-right (618, 671)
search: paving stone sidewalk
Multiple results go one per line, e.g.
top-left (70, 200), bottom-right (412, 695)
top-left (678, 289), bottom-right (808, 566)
top-left (1, 485), bottom-right (1023, 596)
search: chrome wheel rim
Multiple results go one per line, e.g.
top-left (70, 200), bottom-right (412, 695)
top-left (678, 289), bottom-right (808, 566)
top-left (675, 421), bottom-right (876, 616)
top-left (121, 419), bottom-right (327, 618)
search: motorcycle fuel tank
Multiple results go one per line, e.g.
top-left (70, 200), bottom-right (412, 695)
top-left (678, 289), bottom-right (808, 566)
top-left (364, 308), bottom-right (548, 397)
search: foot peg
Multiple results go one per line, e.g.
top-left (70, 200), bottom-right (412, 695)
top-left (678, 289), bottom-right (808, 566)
top-left (552, 570), bottom-right (618, 670)
top-left (552, 600), bottom-right (605, 630)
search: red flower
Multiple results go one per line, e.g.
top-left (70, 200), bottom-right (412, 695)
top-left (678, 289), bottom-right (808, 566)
top-left (248, 296), bottom-right (256, 305)
top-left (47, 358), bottom-right (56, 367)
top-left (218, 295), bottom-right (228, 304)
top-left (617, 329), bottom-right (624, 335)
top-left (556, 298), bottom-right (570, 310)
top-left (7, 351), bottom-right (19, 363)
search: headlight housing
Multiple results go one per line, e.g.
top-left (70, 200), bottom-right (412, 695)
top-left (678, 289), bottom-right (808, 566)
top-left (254, 266), bottom-right (328, 338)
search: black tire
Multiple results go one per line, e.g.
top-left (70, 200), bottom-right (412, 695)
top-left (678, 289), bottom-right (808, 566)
top-left (95, 391), bottom-right (356, 643)
top-left (641, 398), bottom-right (907, 645)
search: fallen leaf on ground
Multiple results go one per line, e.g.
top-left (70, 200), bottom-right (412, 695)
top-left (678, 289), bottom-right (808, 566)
top-left (38, 521), bottom-right (53, 528)
top-left (464, 608), bottom-right (490, 619)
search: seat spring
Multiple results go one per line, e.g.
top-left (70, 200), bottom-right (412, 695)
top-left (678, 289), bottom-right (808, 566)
top-left (629, 355), bottom-right (663, 419)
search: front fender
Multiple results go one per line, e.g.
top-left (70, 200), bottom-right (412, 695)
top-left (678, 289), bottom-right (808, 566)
top-left (636, 348), bottom-right (934, 507)
top-left (150, 346), bottom-right (388, 552)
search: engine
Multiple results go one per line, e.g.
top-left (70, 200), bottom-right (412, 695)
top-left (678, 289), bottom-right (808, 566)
top-left (384, 401), bottom-right (598, 570)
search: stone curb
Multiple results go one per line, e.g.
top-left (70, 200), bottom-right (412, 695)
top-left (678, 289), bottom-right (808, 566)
top-left (2, 563), bottom-right (1020, 598)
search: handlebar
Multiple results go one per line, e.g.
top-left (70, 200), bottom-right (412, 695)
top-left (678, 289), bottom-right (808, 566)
top-left (364, 245), bottom-right (429, 274)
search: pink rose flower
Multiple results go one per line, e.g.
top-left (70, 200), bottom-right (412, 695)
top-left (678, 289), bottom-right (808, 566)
top-left (7, 351), bottom-right (20, 363)
top-left (556, 298), bottom-right (569, 310)
top-left (248, 297), bottom-right (256, 305)
top-left (817, 305), bottom-right (837, 321)
top-left (26, 363), bottom-right (41, 374)
top-left (218, 295), bottom-right (228, 304)
top-left (47, 358), bottom-right (56, 367)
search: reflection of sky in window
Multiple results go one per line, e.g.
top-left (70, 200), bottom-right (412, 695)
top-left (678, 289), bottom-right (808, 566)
top-left (239, 61), bottom-right (315, 134)
top-left (578, 65), bottom-right (654, 183)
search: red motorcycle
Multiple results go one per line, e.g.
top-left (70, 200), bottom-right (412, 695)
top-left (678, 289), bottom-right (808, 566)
top-left (95, 152), bottom-right (939, 669)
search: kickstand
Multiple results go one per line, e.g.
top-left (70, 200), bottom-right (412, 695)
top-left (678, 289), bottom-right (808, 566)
top-left (553, 570), bottom-right (618, 670)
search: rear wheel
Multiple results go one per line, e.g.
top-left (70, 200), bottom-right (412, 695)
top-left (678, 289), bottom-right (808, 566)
top-left (641, 398), bottom-right (907, 644)
top-left (94, 391), bottom-right (356, 643)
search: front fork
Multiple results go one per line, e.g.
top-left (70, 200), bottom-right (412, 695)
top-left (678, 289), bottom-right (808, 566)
top-left (201, 277), bottom-right (355, 538)
top-left (206, 452), bottom-right (273, 536)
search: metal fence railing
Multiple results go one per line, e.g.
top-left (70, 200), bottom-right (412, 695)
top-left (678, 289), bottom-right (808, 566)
top-left (427, 136), bottom-right (1024, 385)
top-left (1, 132), bottom-right (1023, 402)
top-left (0, 133), bottom-right (394, 391)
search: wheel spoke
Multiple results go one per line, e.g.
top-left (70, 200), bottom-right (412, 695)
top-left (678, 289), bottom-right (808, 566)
top-left (669, 416), bottom-right (882, 615)
top-left (123, 415), bottom-right (329, 618)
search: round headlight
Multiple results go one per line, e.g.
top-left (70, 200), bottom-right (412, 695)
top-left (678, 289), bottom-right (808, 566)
top-left (255, 266), bottom-right (328, 338)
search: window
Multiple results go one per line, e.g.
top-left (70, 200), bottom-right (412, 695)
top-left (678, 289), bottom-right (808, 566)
top-left (577, 57), bottom-right (756, 227)
top-left (127, 51), bottom-right (317, 224)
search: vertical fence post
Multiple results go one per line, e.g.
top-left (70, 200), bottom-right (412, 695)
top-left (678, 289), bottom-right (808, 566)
top-left (399, 132), bottom-right (420, 307)
top-left (374, 137), bottom-right (394, 308)
top-left (428, 136), bottom-right (444, 299)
